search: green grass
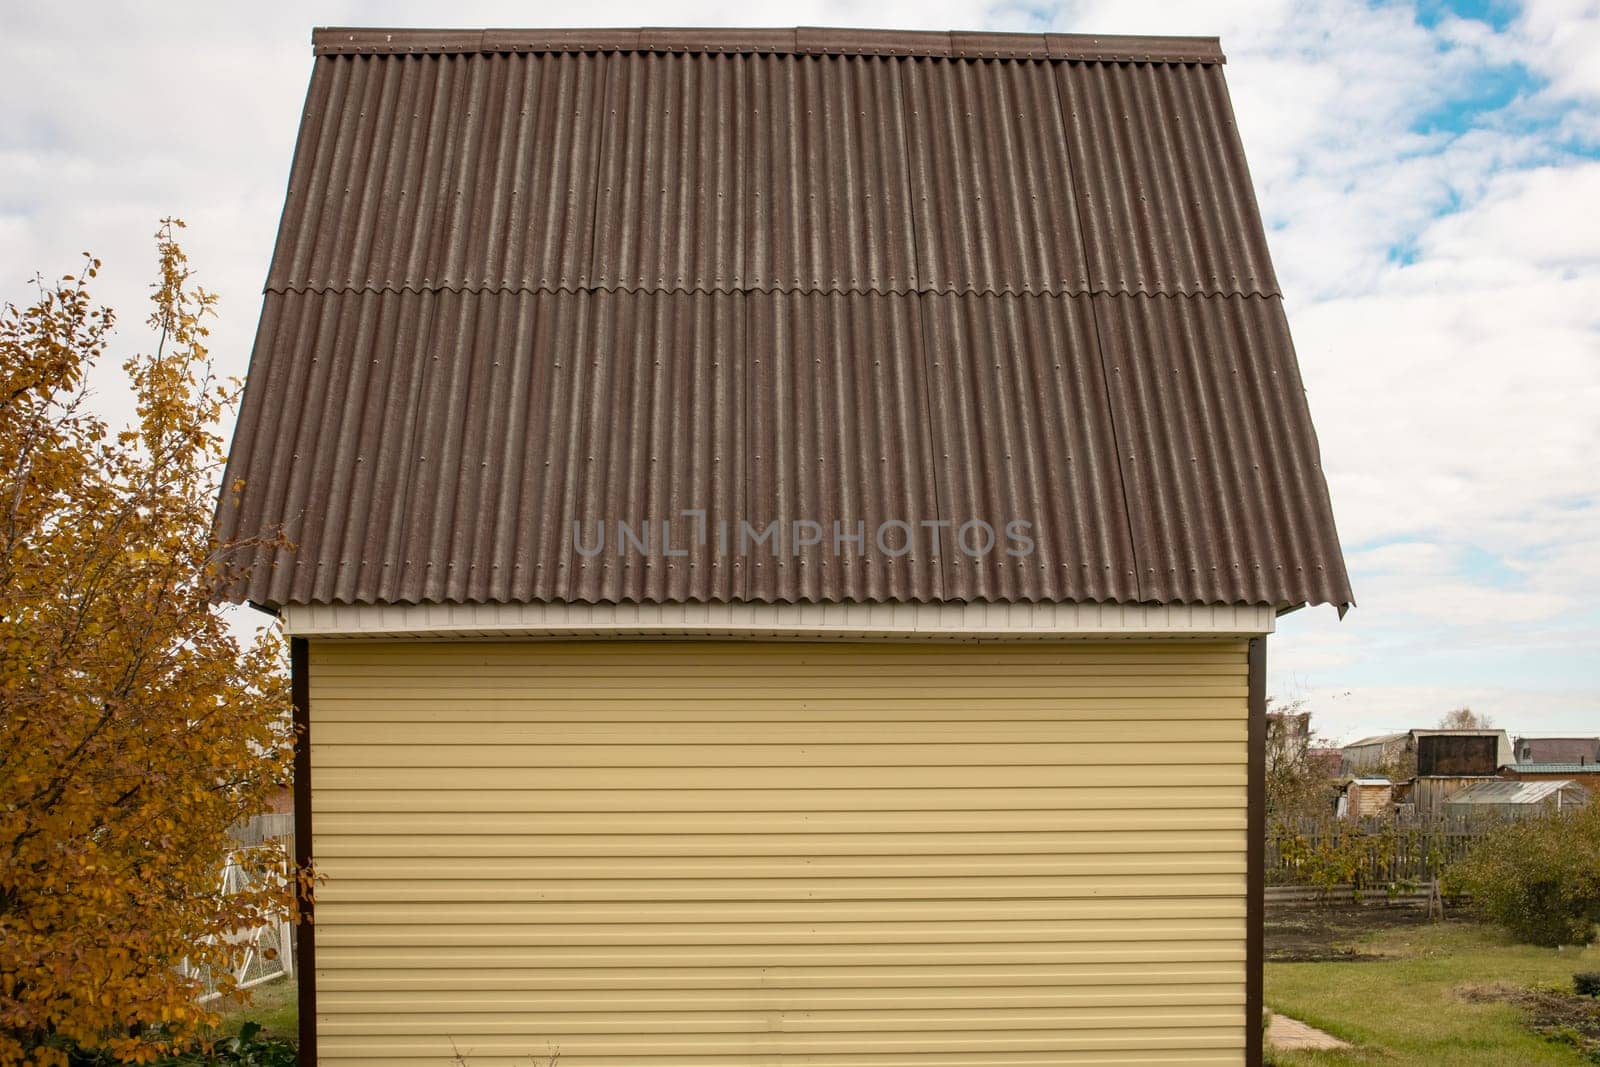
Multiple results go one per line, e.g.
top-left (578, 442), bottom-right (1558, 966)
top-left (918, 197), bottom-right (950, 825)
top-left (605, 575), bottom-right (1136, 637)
top-left (211, 977), bottom-right (297, 1041)
top-left (189, 933), bottom-right (1600, 1064)
top-left (1267, 921), bottom-right (1600, 1065)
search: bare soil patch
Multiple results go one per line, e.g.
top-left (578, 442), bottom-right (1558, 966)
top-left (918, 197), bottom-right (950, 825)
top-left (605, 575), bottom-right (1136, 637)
top-left (1266, 899), bottom-right (1437, 962)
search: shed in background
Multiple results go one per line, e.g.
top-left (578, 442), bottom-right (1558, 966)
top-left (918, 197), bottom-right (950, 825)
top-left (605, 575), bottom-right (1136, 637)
top-left (1412, 730), bottom-right (1511, 776)
top-left (1338, 778), bottom-right (1395, 819)
top-left (1442, 779), bottom-right (1590, 819)
top-left (1339, 734), bottom-right (1409, 776)
top-left (1502, 762), bottom-right (1600, 785)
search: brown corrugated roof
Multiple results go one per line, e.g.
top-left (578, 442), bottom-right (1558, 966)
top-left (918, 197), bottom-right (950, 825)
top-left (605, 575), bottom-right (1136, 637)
top-left (216, 26), bottom-right (1352, 611)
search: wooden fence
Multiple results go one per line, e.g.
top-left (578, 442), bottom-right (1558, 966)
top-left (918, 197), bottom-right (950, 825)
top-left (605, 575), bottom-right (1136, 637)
top-left (1266, 815), bottom-right (1493, 890)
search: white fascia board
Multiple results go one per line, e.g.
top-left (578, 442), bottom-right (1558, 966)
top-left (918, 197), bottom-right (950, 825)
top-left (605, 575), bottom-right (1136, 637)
top-left (281, 601), bottom-right (1275, 640)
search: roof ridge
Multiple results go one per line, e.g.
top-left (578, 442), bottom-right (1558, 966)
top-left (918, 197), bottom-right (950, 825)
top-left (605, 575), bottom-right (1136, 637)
top-left (259, 282), bottom-right (1286, 298)
top-left (311, 26), bottom-right (1226, 64)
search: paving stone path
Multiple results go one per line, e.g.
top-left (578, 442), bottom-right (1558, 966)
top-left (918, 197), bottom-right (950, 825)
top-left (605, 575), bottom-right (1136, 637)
top-left (1269, 1013), bottom-right (1352, 1051)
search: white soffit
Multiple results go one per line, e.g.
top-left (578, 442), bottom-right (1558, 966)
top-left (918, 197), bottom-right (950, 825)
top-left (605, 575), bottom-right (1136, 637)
top-left (280, 601), bottom-right (1275, 640)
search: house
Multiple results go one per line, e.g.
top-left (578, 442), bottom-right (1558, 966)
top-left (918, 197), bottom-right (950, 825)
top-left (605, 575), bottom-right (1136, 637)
top-left (215, 26), bottom-right (1352, 1066)
top-left (1441, 779), bottom-right (1590, 819)
top-left (1308, 746), bottom-right (1343, 778)
top-left (1340, 728), bottom-right (1511, 778)
top-left (1513, 736), bottom-right (1600, 764)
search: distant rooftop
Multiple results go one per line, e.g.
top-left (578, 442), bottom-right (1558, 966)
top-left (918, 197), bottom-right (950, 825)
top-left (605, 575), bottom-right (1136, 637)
top-left (1445, 779), bottom-right (1588, 806)
top-left (1513, 737), bottom-right (1600, 763)
top-left (1344, 732), bottom-right (1409, 748)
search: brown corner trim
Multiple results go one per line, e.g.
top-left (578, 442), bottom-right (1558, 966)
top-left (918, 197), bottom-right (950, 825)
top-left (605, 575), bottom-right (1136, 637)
top-left (1246, 637), bottom-right (1266, 1066)
top-left (291, 637), bottom-right (317, 1064)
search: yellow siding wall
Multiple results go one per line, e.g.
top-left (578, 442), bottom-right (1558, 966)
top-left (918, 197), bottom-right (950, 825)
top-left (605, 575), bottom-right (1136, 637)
top-left (310, 640), bottom-right (1249, 1066)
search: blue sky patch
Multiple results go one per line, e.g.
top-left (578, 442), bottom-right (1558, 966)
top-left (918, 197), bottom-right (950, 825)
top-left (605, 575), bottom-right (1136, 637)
top-left (1414, 62), bottom-right (1544, 135)
top-left (1415, 0), bottom-right (1521, 33)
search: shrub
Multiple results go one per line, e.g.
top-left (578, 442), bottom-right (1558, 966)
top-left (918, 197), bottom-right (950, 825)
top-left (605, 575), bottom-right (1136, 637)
top-left (1577, 972), bottom-right (1600, 998)
top-left (1446, 804), bottom-right (1600, 948)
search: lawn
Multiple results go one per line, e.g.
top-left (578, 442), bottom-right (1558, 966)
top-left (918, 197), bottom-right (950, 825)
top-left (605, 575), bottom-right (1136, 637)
top-left (1267, 919), bottom-right (1600, 1065)
top-left (211, 977), bottom-right (297, 1041)
top-left (193, 932), bottom-right (1600, 1065)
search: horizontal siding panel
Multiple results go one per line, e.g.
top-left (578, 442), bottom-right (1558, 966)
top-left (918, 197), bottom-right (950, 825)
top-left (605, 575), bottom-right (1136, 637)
top-left (315, 851), bottom-right (1244, 875)
top-left (312, 699), bottom-right (1250, 723)
top-left (311, 660), bottom-right (1249, 677)
top-left (320, 1057), bottom-right (1242, 1067)
top-left (318, 962), bottom-right (1241, 984)
top-left (319, 1006), bottom-right (1242, 1033)
top-left (314, 829), bottom-right (1245, 858)
top-left (317, 1055), bottom-right (1243, 1067)
top-left (316, 1029), bottom-right (1243, 1054)
top-left (316, 940), bottom-right (1246, 968)
top-left (313, 772), bottom-right (1243, 795)
top-left (317, 960), bottom-right (1243, 989)
top-left (315, 921), bottom-right (1246, 948)
top-left (313, 786), bottom-right (1245, 813)
top-left (314, 900), bottom-right (1245, 925)
top-left (319, 985), bottom-right (1244, 1011)
top-left (309, 686), bottom-right (1248, 704)
top-left (311, 721), bottom-right (1246, 744)
top-left (318, 883), bottom-right (1241, 908)
top-left (313, 786), bottom-right (1246, 822)
top-left (309, 640), bottom-right (1247, 1062)
top-left (312, 641), bottom-right (1247, 662)
top-left (311, 741), bottom-right (1246, 767)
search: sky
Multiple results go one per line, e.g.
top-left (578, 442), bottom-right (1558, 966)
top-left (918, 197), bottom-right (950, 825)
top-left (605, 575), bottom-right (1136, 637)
top-left (3, 1), bottom-right (1597, 745)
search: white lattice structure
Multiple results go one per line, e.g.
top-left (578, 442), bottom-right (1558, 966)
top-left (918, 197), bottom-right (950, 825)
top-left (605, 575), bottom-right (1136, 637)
top-left (182, 844), bottom-right (293, 1003)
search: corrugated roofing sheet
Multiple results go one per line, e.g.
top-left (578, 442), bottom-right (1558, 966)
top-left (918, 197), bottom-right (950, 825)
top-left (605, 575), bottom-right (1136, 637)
top-left (218, 26), bottom-right (1352, 611)
top-left (1059, 60), bottom-right (1279, 296)
top-left (1444, 779), bottom-right (1587, 806)
top-left (1345, 733), bottom-right (1410, 748)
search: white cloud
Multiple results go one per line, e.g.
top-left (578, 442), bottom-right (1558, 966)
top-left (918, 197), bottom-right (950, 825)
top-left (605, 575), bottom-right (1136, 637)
top-left (4, 0), bottom-right (1598, 736)
top-left (1282, 683), bottom-right (1599, 745)
top-left (1515, 0), bottom-right (1600, 99)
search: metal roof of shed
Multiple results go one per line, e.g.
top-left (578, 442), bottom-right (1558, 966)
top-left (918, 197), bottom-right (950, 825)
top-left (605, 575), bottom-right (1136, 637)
top-left (1444, 779), bottom-right (1588, 806)
top-left (215, 26), bottom-right (1353, 611)
top-left (1508, 763), bottom-right (1600, 775)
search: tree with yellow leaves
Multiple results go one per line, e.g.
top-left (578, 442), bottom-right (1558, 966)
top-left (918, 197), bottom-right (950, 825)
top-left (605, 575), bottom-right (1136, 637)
top-left (0, 222), bottom-right (291, 1065)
